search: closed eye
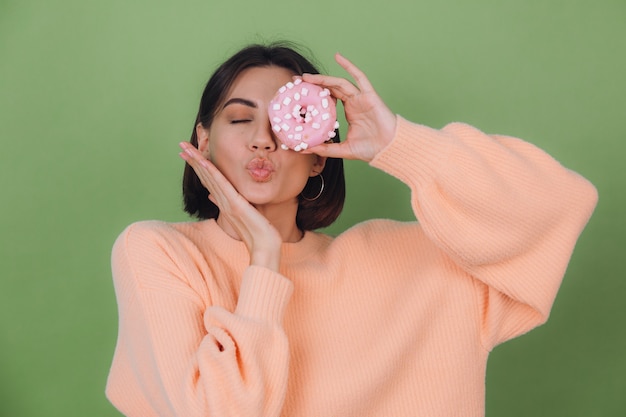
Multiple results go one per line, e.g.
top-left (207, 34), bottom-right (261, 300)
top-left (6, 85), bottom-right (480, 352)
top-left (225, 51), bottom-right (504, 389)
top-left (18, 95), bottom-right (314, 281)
top-left (231, 119), bottom-right (252, 124)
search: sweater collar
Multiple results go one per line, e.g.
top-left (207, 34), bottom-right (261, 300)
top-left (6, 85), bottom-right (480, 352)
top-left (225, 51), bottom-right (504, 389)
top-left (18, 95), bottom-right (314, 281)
top-left (196, 219), bottom-right (331, 264)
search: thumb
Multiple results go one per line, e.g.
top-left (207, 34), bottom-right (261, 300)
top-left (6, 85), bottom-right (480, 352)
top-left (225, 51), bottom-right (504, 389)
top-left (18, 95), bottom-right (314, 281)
top-left (303, 141), bottom-right (354, 160)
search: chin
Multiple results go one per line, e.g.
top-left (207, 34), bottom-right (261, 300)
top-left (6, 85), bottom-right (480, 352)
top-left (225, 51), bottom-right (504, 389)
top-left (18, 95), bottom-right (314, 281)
top-left (240, 190), bottom-right (276, 206)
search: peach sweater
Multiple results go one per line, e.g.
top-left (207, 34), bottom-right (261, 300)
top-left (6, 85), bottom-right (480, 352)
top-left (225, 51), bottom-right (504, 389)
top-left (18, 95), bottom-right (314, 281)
top-left (106, 117), bottom-right (597, 417)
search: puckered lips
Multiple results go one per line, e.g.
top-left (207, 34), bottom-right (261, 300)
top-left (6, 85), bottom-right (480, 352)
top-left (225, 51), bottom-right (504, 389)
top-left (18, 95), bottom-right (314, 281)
top-left (246, 158), bottom-right (275, 182)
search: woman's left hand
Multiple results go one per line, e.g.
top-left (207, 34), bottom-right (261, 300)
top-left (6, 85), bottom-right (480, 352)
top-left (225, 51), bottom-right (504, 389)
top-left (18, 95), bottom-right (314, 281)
top-left (301, 53), bottom-right (397, 162)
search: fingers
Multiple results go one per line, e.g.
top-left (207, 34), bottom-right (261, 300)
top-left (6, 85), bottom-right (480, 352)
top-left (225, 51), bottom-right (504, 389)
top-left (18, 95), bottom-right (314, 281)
top-left (179, 142), bottom-right (215, 183)
top-left (302, 73), bottom-right (356, 103)
top-left (179, 142), bottom-right (208, 169)
top-left (334, 53), bottom-right (375, 94)
top-left (179, 142), bottom-right (257, 215)
top-left (302, 53), bottom-right (374, 101)
top-left (178, 142), bottom-right (230, 205)
top-left (304, 141), bottom-right (355, 160)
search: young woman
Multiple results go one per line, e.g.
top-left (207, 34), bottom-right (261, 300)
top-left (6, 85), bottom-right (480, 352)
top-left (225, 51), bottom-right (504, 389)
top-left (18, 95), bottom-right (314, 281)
top-left (106, 43), bottom-right (598, 417)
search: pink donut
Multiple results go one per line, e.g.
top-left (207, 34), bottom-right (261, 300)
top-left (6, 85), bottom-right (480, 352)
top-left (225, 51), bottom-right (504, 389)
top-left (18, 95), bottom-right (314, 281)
top-left (268, 78), bottom-right (339, 152)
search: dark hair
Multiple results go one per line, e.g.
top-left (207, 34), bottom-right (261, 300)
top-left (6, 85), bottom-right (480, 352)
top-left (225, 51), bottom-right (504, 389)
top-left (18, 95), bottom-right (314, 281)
top-left (182, 42), bottom-right (345, 230)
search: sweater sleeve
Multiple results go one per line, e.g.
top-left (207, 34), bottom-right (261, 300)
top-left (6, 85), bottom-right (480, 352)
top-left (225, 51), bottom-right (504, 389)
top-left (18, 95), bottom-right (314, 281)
top-left (370, 116), bottom-right (598, 350)
top-left (105, 222), bottom-right (293, 417)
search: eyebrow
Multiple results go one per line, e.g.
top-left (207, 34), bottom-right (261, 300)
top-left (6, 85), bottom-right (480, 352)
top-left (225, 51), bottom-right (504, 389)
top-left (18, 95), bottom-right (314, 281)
top-left (222, 98), bottom-right (257, 109)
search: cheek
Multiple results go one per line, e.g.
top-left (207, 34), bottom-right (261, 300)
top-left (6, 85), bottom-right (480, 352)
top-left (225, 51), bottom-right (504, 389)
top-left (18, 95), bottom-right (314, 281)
top-left (207, 125), bottom-right (249, 158)
top-left (209, 147), bottom-right (233, 174)
top-left (206, 130), bottom-right (231, 161)
top-left (283, 156), bottom-right (317, 182)
top-left (206, 139), bottom-right (235, 176)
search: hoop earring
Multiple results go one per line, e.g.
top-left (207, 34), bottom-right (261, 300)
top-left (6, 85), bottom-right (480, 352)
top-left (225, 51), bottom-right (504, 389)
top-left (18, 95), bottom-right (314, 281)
top-left (301, 174), bottom-right (325, 201)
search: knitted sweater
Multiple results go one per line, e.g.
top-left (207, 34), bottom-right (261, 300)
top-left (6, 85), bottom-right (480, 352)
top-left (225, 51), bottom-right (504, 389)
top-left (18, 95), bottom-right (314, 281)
top-left (106, 117), bottom-right (597, 417)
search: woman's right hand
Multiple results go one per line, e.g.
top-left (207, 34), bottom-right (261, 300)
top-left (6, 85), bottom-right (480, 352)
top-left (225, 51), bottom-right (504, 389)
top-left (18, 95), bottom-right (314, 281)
top-left (302, 53), bottom-right (397, 162)
top-left (179, 142), bottom-right (282, 271)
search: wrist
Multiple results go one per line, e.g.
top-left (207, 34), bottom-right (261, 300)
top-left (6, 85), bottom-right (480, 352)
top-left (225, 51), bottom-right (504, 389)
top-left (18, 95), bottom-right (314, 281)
top-left (250, 248), bottom-right (281, 272)
top-left (378, 112), bottom-right (398, 152)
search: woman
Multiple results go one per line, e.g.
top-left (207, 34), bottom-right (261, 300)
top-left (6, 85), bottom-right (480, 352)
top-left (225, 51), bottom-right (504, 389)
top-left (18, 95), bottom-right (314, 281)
top-left (106, 43), bottom-right (598, 417)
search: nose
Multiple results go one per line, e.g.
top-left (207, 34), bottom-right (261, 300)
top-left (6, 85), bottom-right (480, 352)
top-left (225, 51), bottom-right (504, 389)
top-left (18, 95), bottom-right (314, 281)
top-left (249, 120), bottom-right (278, 153)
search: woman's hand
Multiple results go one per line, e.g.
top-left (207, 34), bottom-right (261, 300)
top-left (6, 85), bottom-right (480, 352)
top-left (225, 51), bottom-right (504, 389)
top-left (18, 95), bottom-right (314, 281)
top-left (302, 53), bottom-right (397, 162)
top-left (179, 143), bottom-right (282, 271)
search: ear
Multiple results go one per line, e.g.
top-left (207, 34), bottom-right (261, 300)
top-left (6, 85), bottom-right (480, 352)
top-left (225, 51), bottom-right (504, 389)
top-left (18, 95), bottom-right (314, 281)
top-left (196, 123), bottom-right (210, 155)
top-left (310, 155), bottom-right (327, 177)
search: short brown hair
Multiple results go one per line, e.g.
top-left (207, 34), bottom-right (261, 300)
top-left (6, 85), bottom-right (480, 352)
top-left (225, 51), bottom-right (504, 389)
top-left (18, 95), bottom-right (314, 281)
top-left (182, 42), bottom-right (345, 230)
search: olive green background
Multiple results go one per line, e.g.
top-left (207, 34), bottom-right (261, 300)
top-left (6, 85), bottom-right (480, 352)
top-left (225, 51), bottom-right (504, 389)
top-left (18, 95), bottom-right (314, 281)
top-left (1, 0), bottom-right (624, 416)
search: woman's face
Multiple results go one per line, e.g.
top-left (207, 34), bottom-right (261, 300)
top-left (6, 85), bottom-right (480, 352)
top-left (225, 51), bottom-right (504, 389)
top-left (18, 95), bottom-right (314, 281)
top-left (197, 66), bottom-right (326, 208)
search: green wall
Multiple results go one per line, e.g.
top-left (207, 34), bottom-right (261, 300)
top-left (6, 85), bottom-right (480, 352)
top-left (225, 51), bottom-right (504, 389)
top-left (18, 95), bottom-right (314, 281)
top-left (1, 0), bottom-right (623, 415)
